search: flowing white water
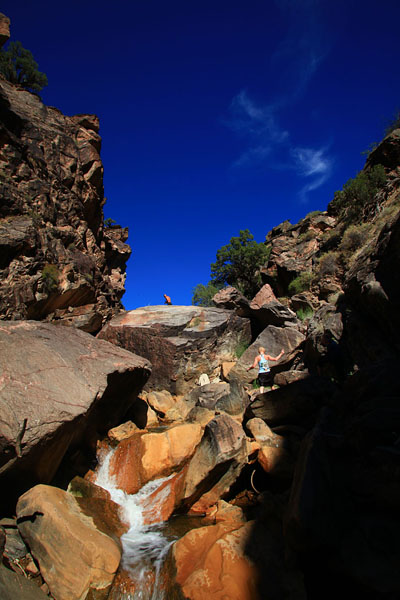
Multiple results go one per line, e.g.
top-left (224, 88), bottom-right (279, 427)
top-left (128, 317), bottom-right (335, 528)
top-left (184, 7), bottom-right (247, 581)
top-left (95, 447), bottom-right (175, 600)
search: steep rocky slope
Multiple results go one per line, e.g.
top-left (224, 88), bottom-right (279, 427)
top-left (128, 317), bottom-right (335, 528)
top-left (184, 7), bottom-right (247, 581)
top-left (0, 76), bottom-right (130, 332)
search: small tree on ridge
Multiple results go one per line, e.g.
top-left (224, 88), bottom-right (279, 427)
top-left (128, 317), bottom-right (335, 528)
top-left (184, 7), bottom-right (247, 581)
top-left (0, 41), bottom-right (48, 92)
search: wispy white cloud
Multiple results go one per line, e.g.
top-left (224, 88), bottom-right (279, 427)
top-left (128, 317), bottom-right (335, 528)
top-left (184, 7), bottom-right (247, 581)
top-left (226, 1), bottom-right (332, 201)
top-left (292, 146), bottom-right (332, 202)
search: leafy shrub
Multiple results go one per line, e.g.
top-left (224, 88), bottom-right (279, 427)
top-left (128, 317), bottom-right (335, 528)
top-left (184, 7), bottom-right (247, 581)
top-left (318, 252), bottom-right (340, 277)
top-left (41, 264), bottom-right (59, 292)
top-left (104, 218), bottom-right (117, 227)
top-left (329, 164), bottom-right (386, 223)
top-left (298, 230), bottom-right (317, 243)
top-left (288, 272), bottom-right (313, 296)
top-left (296, 307), bottom-right (314, 321)
top-left (320, 228), bottom-right (342, 251)
top-left (306, 210), bottom-right (323, 219)
top-left (340, 223), bottom-right (370, 254)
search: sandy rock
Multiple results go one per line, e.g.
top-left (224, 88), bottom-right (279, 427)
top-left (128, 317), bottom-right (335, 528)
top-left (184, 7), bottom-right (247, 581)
top-left (0, 321), bottom-right (151, 509)
top-left (107, 421), bottom-right (140, 443)
top-left (168, 520), bottom-right (259, 600)
top-left (16, 485), bottom-right (122, 600)
top-left (98, 305), bottom-right (251, 394)
top-left (221, 360), bottom-right (236, 380)
top-left (147, 389), bottom-right (176, 413)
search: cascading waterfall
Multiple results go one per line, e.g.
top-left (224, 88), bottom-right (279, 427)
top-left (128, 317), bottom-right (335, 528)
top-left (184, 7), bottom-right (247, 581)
top-left (95, 447), bottom-right (175, 600)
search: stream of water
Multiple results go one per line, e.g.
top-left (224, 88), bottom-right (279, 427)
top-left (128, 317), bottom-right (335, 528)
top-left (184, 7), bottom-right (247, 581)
top-left (95, 447), bottom-right (175, 600)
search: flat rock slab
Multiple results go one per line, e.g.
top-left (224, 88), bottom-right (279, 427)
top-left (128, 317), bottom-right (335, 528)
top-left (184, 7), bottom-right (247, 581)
top-left (0, 321), bottom-right (151, 504)
top-left (98, 306), bottom-right (251, 394)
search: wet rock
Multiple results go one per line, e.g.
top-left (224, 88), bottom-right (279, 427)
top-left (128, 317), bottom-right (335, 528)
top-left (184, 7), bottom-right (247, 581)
top-left (108, 423), bottom-right (203, 494)
top-left (98, 305), bottom-right (251, 394)
top-left (0, 321), bottom-right (151, 508)
top-left (16, 484), bottom-right (122, 600)
top-left (107, 421), bottom-right (140, 443)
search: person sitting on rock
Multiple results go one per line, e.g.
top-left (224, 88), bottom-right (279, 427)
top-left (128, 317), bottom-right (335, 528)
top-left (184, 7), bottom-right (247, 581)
top-left (247, 346), bottom-right (284, 394)
top-left (163, 294), bottom-right (172, 305)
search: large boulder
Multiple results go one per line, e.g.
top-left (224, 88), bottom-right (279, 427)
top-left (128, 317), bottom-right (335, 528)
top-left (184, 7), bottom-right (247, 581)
top-left (212, 286), bottom-right (251, 316)
top-left (98, 305), bottom-right (251, 394)
top-left (167, 520), bottom-right (259, 600)
top-left (180, 414), bottom-right (248, 513)
top-left (0, 321), bottom-right (151, 508)
top-left (16, 484), bottom-right (123, 600)
top-left (229, 325), bottom-right (305, 386)
top-left (246, 375), bottom-right (336, 427)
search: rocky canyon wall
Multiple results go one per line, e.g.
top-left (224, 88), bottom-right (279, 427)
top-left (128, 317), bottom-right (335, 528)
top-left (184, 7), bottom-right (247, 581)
top-left (0, 75), bottom-right (130, 333)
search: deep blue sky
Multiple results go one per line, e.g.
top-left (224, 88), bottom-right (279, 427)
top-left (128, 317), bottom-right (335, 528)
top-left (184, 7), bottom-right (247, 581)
top-left (3, 1), bottom-right (400, 308)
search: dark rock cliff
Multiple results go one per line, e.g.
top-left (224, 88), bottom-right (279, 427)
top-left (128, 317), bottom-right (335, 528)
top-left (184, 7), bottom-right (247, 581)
top-left (0, 76), bottom-right (130, 332)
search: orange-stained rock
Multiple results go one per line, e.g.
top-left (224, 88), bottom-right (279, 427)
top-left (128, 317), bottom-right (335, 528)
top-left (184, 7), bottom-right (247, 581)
top-left (108, 423), bottom-right (202, 494)
top-left (109, 433), bottom-right (144, 494)
top-left (141, 423), bottom-right (202, 482)
top-left (169, 520), bottom-right (259, 600)
top-left (16, 485), bottom-right (121, 600)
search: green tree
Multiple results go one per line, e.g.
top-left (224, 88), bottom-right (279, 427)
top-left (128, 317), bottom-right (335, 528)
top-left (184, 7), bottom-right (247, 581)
top-left (210, 229), bottom-right (270, 299)
top-left (192, 282), bottom-right (222, 306)
top-left (0, 41), bottom-right (48, 92)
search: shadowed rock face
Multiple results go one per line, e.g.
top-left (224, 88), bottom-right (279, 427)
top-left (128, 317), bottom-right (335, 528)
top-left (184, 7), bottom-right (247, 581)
top-left (0, 320), bottom-right (151, 507)
top-left (98, 305), bottom-right (252, 394)
top-left (0, 77), bottom-right (130, 331)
